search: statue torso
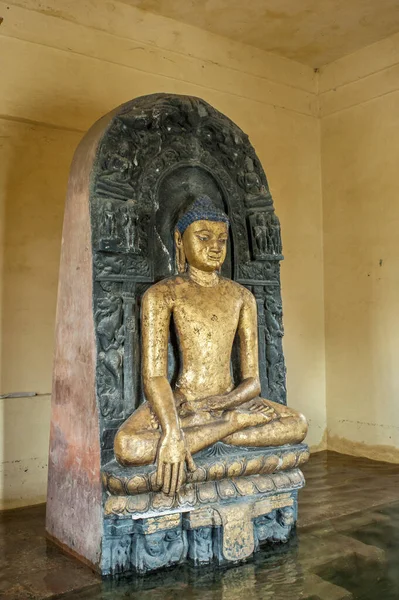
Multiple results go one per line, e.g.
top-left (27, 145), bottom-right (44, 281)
top-left (160, 275), bottom-right (248, 402)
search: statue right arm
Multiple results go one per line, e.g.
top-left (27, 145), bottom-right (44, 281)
top-left (141, 285), bottom-right (195, 495)
top-left (141, 285), bottom-right (180, 434)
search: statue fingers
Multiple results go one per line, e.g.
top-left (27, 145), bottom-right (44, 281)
top-left (258, 402), bottom-right (273, 413)
top-left (249, 401), bottom-right (264, 412)
top-left (185, 450), bottom-right (196, 473)
top-left (169, 463), bottom-right (180, 497)
top-left (162, 463), bottom-right (172, 495)
top-left (177, 462), bottom-right (185, 490)
top-left (156, 461), bottom-right (165, 489)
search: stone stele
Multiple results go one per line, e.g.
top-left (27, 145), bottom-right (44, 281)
top-left (46, 93), bottom-right (309, 576)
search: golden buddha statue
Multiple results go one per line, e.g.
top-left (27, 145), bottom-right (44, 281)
top-left (114, 196), bottom-right (307, 497)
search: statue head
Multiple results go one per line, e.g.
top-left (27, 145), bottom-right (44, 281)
top-left (174, 196), bottom-right (229, 273)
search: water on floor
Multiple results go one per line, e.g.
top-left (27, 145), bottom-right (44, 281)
top-left (2, 452), bottom-right (399, 599)
top-left (58, 501), bottom-right (399, 600)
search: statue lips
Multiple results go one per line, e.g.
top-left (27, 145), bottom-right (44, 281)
top-left (207, 250), bottom-right (223, 262)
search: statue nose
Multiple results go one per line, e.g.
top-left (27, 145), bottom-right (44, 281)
top-left (209, 241), bottom-right (222, 252)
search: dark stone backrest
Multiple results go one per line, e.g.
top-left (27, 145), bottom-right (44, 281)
top-left (89, 94), bottom-right (286, 463)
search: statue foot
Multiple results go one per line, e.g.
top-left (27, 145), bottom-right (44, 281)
top-left (229, 408), bottom-right (272, 431)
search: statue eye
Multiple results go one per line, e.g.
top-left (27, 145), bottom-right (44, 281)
top-left (197, 235), bottom-right (210, 241)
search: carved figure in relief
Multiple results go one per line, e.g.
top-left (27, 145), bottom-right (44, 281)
top-left (264, 289), bottom-right (286, 400)
top-left (238, 156), bottom-right (271, 208)
top-left (102, 201), bottom-right (116, 239)
top-left (253, 213), bottom-right (269, 256)
top-left (122, 208), bottom-right (139, 252)
top-left (270, 213), bottom-right (282, 255)
top-left (191, 528), bottom-right (213, 562)
top-left (104, 140), bottom-right (133, 182)
top-left (114, 196), bottom-right (307, 496)
top-left (239, 157), bottom-right (264, 197)
top-left (251, 212), bottom-right (282, 258)
top-left (137, 529), bottom-right (187, 571)
top-left (96, 296), bottom-right (124, 416)
top-left (254, 506), bottom-right (294, 544)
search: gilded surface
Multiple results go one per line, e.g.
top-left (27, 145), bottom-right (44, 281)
top-left (216, 503), bottom-right (255, 561)
top-left (103, 467), bottom-right (305, 517)
top-left (114, 202), bottom-right (308, 496)
top-left (138, 514), bottom-right (181, 535)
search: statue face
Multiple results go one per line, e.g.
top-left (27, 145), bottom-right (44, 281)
top-left (181, 220), bottom-right (228, 272)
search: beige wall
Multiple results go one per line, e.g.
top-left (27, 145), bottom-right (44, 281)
top-left (320, 32), bottom-right (399, 462)
top-left (0, 0), bottom-right (325, 508)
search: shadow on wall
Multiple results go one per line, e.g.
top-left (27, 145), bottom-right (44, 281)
top-left (0, 97), bottom-right (110, 510)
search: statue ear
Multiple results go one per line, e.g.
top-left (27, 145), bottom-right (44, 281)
top-left (174, 229), bottom-right (186, 274)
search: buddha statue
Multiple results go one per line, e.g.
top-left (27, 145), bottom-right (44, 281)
top-left (114, 196), bottom-right (307, 497)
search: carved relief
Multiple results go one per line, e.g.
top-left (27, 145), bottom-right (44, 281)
top-left (103, 467), bottom-right (306, 518)
top-left (98, 200), bottom-right (144, 256)
top-left (104, 139), bottom-right (134, 183)
top-left (133, 528), bottom-right (188, 573)
top-left (237, 260), bottom-right (279, 283)
top-left (249, 211), bottom-right (283, 261)
top-left (102, 445), bottom-right (309, 498)
top-left (264, 288), bottom-right (287, 404)
top-left (102, 534), bottom-right (132, 575)
top-left (95, 290), bottom-right (125, 418)
top-left (122, 208), bottom-right (139, 253)
top-left (254, 506), bottom-right (295, 545)
top-left (187, 527), bottom-right (214, 564)
top-left (238, 156), bottom-right (272, 208)
top-left (102, 495), bottom-right (298, 575)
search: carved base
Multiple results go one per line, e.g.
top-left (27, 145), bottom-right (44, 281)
top-left (101, 469), bottom-right (302, 576)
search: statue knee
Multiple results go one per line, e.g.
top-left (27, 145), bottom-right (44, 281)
top-left (114, 429), bottom-right (137, 466)
top-left (296, 411), bottom-right (308, 442)
top-left (114, 428), bottom-right (154, 466)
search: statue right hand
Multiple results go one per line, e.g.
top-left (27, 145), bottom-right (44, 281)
top-left (156, 430), bottom-right (196, 496)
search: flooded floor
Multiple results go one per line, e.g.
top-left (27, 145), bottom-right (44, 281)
top-left (2, 451), bottom-right (399, 599)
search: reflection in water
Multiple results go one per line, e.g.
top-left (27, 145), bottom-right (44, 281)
top-left (61, 502), bottom-right (399, 600)
top-left (316, 503), bottom-right (399, 600)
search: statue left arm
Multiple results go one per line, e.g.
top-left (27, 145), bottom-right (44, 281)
top-left (197, 289), bottom-right (261, 412)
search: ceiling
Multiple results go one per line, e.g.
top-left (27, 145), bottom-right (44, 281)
top-left (121, 0), bottom-right (399, 67)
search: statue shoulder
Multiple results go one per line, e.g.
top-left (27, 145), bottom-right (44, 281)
top-left (142, 275), bottom-right (185, 304)
top-left (222, 277), bottom-right (254, 298)
top-left (220, 277), bottom-right (255, 299)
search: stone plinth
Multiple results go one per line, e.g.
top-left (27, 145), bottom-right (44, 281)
top-left (100, 444), bottom-right (308, 574)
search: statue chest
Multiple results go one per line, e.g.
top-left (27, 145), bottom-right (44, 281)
top-left (172, 291), bottom-right (241, 346)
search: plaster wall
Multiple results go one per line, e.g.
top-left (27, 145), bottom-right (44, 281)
top-left (320, 33), bottom-right (399, 462)
top-left (0, 0), bottom-right (325, 509)
top-left (120, 0), bottom-right (399, 68)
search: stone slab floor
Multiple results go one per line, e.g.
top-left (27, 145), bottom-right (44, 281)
top-left (2, 451), bottom-right (399, 599)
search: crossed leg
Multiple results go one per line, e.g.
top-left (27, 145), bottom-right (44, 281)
top-left (222, 398), bottom-right (308, 447)
top-left (114, 398), bottom-right (307, 467)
